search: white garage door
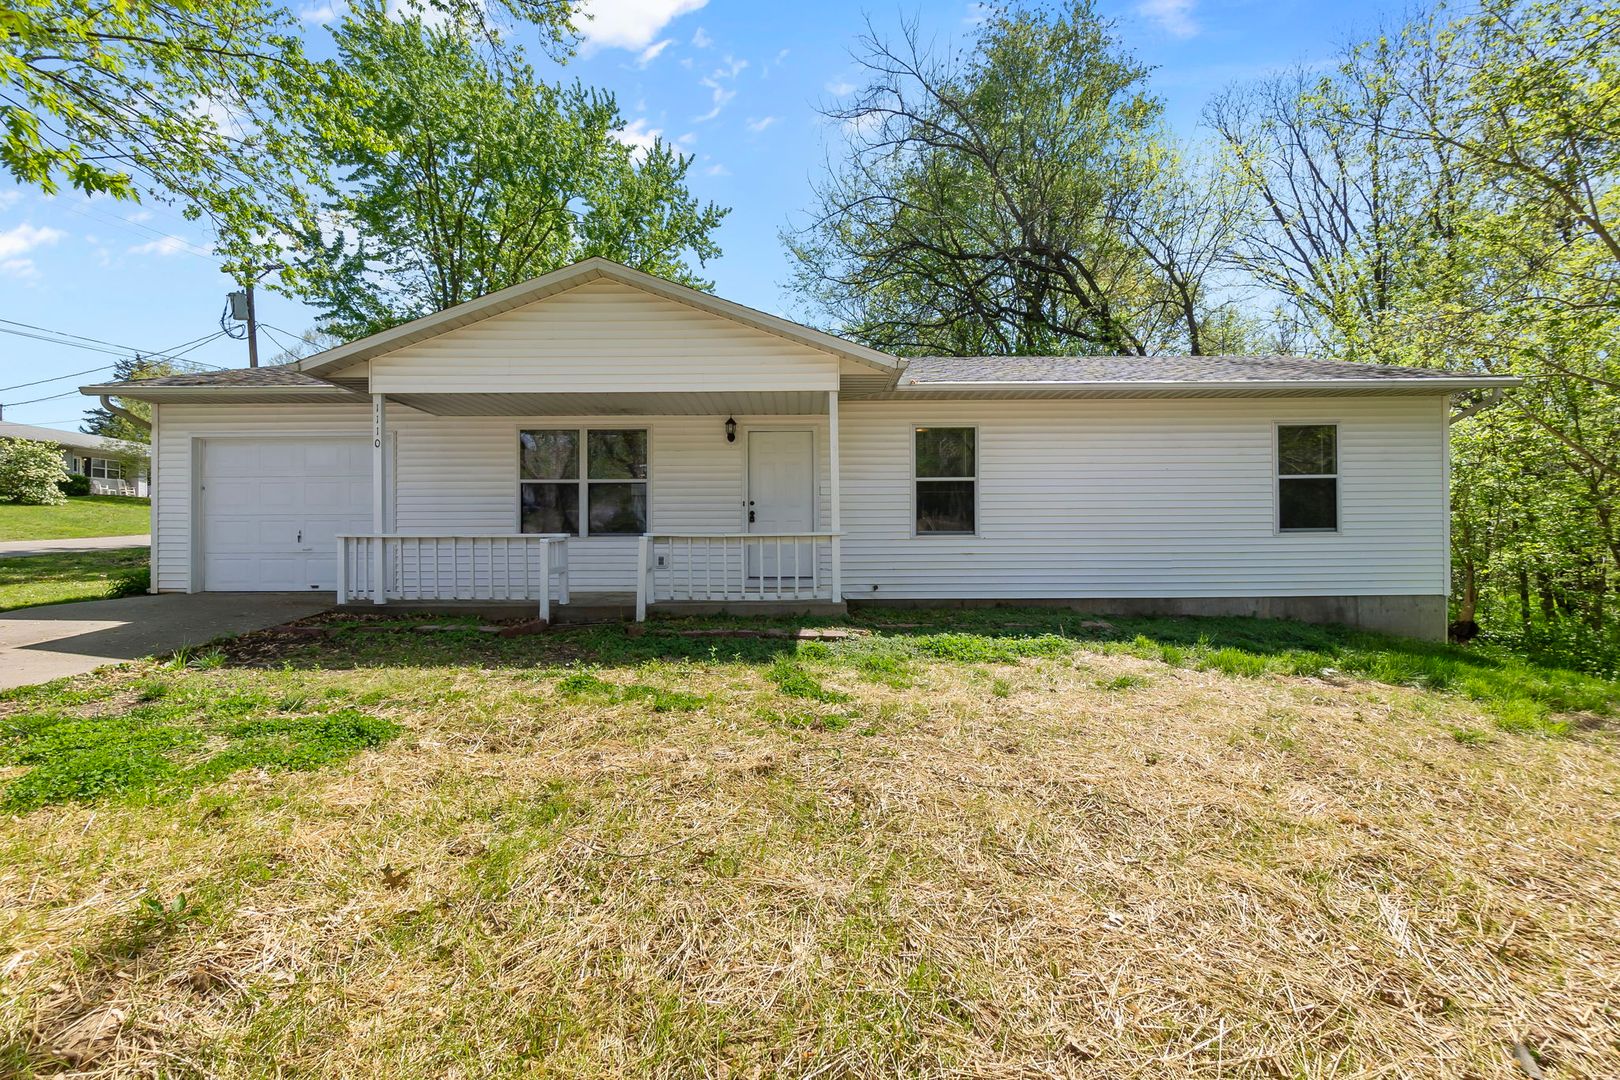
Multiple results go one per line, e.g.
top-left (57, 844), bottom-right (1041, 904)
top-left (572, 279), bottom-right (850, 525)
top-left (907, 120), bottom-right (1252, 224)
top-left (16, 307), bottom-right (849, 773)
top-left (200, 437), bottom-right (372, 591)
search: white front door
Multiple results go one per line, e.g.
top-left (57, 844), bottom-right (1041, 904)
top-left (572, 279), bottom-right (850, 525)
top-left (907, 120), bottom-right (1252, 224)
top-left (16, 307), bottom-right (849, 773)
top-left (199, 437), bottom-right (372, 591)
top-left (747, 429), bottom-right (815, 580)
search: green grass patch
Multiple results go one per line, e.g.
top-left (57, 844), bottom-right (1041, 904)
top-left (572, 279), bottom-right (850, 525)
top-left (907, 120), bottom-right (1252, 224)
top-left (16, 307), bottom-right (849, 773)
top-left (0, 494), bottom-right (149, 541)
top-left (1099, 674), bottom-right (1149, 691)
top-left (0, 684), bottom-right (400, 812)
top-left (0, 547), bottom-right (150, 612)
top-left (554, 670), bottom-right (709, 712)
top-left (767, 657), bottom-right (851, 703)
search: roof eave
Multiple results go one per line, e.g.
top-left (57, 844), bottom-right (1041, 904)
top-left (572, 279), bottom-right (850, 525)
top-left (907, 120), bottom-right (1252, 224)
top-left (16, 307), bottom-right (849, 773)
top-left (79, 383), bottom-right (363, 400)
top-left (897, 375), bottom-right (1524, 392)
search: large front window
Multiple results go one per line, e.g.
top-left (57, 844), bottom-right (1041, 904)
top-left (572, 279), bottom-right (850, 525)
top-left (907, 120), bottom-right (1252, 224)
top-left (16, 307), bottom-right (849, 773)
top-left (520, 428), bottom-right (648, 536)
top-left (87, 457), bottom-right (123, 480)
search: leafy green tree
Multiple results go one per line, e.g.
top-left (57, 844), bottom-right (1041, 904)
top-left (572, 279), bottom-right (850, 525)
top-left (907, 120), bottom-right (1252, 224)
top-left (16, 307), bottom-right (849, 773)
top-left (1, 0), bottom-right (579, 282)
top-left (1213, 0), bottom-right (1620, 665)
top-left (81, 356), bottom-right (177, 443)
top-left (294, 5), bottom-right (726, 339)
top-left (787, 1), bottom-right (1241, 356)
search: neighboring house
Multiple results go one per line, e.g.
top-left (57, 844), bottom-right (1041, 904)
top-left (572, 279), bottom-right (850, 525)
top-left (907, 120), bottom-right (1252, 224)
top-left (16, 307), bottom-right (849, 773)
top-left (81, 259), bottom-right (1518, 639)
top-left (0, 420), bottom-right (149, 497)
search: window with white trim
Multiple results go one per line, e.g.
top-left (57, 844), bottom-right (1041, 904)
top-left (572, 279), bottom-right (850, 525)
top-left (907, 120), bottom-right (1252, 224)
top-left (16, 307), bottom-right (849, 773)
top-left (87, 457), bottom-right (123, 480)
top-left (1277, 424), bottom-right (1337, 531)
top-left (914, 426), bottom-right (976, 534)
top-left (519, 429), bottom-right (648, 536)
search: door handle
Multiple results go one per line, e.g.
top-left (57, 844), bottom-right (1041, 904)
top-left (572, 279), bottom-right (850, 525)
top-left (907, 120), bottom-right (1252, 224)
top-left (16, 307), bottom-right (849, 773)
top-left (748, 510), bottom-right (756, 523)
top-left (296, 529), bottom-right (303, 544)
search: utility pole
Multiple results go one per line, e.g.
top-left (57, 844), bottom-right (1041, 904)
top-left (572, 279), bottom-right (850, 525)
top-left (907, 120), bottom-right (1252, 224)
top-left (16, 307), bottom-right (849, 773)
top-left (245, 281), bottom-right (259, 368)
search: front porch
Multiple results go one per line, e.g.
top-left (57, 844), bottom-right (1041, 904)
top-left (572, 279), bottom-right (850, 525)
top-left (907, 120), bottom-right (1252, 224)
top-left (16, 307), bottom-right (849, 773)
top-left (335, 530), bottom-right (846, 622)
top-left (336, 383), bottom-right (848, 622)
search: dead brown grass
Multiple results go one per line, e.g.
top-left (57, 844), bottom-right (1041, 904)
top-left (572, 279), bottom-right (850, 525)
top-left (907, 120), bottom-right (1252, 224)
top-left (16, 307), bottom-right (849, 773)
top-left (2, 641), bottom-right (1618, 1077)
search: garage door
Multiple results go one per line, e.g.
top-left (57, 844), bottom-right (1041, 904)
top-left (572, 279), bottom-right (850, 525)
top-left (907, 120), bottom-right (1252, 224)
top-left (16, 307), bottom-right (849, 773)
top-left (200, 437), bottom-right (372, 591)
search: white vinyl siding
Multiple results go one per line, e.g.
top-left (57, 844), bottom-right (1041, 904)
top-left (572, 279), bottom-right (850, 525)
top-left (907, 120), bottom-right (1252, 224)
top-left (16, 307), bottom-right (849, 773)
top-left (369, 278), bottom-right (840, 395)
top-left (150, 405), bottom-right (832, 592)
top-left (840, 396), bottom-right (1448, 599)
top-left (151, 395), bottom-right (1446, 600)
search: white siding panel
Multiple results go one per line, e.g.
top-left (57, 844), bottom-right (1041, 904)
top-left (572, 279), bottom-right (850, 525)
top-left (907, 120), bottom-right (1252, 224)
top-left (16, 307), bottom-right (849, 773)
top-left (839, 396), bottom-right (1449, 598)
top-left (391, 412), bottom-right (830, 591)
top-left (154, 396), bottom-right (1444, 600)
top-left (370, 279), bottom-right (840, 395)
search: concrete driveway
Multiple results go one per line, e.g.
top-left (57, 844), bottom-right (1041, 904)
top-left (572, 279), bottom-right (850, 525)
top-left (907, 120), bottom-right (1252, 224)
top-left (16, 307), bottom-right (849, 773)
top-left (0, 592), bottom-right (333, 690)
top-left (0, 534), bottom-right (151, 559)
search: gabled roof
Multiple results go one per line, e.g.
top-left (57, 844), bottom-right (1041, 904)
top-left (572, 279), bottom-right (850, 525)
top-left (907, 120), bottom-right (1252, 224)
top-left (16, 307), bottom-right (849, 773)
top-left (898, 354), bottom-right (1522, 391)
top-left (0, 421), bottom-right (144, 454)
top-left (293, 257), bottom-right (903, 378)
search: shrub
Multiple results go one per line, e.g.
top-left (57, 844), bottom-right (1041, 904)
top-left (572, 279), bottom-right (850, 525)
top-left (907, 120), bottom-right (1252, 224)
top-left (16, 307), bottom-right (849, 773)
top-left (107, 565), bottom-right (150, 598)
top-left (0, 438), bottom-right (69, 505)
top-left (57, 472), bottom-right (91, 497)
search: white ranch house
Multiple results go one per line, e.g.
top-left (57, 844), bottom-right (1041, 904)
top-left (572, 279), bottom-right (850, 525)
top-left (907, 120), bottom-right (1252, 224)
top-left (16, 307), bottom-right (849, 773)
top-left (0, 420), bottom-right (149, 497)
top-left (83, 259), bottom-right (1517, 639)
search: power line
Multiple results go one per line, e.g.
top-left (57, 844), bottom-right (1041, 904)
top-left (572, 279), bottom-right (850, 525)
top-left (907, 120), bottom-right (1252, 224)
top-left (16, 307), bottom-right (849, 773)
top-left (0, 362), bottom-right (120, 394)
top-left (0, 320), bottom-right (227, 368)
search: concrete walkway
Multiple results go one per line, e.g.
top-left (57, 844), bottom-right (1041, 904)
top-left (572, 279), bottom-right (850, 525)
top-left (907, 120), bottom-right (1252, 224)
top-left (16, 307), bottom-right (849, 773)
top-left (0, 592), bottom-right (332, 690)
top-left (0, 534), bottom-right (151, 559)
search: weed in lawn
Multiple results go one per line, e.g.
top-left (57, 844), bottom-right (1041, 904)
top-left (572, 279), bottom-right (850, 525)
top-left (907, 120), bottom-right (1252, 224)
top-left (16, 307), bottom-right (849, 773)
top-left (1449, 726), bottom-right (1491, 744)
top-left (1099, 674), bottom-right (1149, 691)
top-left (767, 656), bottom-right (851, 703)
top-left (0, 682), bottom-right (400, 811)
top-left (554, 670), bottom-right (709, 712)
top-left (990, 677), bottom-right (1012, 698)
top-left (760, 706), bottom-right (857, 732)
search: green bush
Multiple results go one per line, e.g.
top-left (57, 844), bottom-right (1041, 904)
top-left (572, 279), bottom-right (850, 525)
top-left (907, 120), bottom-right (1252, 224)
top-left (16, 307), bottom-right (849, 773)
top-left (107, 564), bottom-right (150, 598)
top-left (0, 438), bottom-right (69, 505)
top-left (57, 473), bottom-right (91, 497)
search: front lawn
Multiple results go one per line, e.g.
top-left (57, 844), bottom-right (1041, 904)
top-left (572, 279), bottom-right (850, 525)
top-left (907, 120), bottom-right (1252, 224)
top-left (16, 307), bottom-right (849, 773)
top-left (0, 495), bottom-right (149, 542)
top-left (2, 611), bottom-right (1617, 1075)
top-left (0, 548), bottom-right (149, 613)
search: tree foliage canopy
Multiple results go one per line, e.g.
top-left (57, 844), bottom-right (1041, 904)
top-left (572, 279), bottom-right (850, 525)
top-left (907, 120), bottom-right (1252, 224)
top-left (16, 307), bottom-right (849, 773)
top-left (294, 4), bottom-right (726, 339)
top-left (787, 1), bottom-right (1248, 357)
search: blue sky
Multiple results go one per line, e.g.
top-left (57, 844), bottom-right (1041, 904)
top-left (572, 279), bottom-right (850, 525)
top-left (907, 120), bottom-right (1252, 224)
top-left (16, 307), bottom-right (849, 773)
top-left (0, 0), bottom-right (1405, 430)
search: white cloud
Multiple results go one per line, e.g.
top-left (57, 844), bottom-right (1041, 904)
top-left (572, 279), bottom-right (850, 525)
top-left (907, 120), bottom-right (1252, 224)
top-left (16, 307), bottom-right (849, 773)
top-left (745, 116), bottom-right (778, 133)
top-left (298, 2), bottom-right (336, 21)
top-left (1137, 0), bottom-right (1198, 38)
top-left (691, 26), bottom-right (712, 48)
top-left (0, 258), bottom-right (39, 280)
top-left (694, 55), bottom-right (747, 122)
top-left (579, 0), bottom-right (708, 53)
top-left (963, 2), bottom-right (990, 25)
top-left (704, 162), bottom-right (730, 177)
top-left (636, 38), bottom-right (674, 66)
top-left (127, 235), bottom-right (211, 258)
top-left (0, 223), bottom-right (64, 260)
top-left (612, 118), bottom-right (664, 162)
top-left (825, 79), bottom-right (857, 96)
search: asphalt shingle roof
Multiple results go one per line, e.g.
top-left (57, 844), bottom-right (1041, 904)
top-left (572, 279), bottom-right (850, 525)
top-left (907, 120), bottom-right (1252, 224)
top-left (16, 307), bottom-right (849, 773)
top-left (95, 365), bottom-right (333, 389)
top-left (899, 354), bottom-right (1482, 384)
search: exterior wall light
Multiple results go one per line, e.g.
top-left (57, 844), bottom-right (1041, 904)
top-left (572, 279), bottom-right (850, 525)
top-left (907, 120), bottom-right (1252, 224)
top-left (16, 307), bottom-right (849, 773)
top-left (725, 416), bottom-right (737, 443)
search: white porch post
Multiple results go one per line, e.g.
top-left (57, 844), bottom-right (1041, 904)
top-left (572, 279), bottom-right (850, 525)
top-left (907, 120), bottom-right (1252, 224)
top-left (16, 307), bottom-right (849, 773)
top-left (371, 393), bottom-right (388, 604)
top-left (828, 389), bottom-right (842, 602)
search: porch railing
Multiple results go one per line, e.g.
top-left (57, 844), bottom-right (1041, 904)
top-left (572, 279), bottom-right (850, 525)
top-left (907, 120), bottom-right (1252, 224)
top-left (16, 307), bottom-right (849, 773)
top-left (338, 534), bottom-right (570, 620)
top-left (636, 532), bottom-right (841, 621)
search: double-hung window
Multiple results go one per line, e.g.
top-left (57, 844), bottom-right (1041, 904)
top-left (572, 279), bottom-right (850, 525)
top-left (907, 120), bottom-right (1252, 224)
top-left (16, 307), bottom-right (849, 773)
top-left (87, 458), bottom-right (122, 480)
top-left (519, 428), bottom-right (648, 536)
top-left (1277, 424), bottom-right (1337, 532)
top-left (914, 426), bottom-right (976, 534)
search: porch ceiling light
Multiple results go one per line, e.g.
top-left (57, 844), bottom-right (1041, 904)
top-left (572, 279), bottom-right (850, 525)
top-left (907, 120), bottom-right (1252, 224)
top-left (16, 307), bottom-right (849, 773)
top-left (725, 416), bottom-right (737, 443)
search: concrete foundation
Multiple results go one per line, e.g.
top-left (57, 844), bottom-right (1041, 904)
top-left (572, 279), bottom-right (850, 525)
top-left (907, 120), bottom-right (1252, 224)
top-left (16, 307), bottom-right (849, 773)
top-left (846, 594), bottom-right (1449, 642)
